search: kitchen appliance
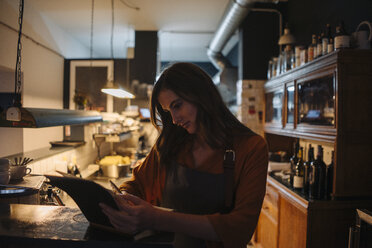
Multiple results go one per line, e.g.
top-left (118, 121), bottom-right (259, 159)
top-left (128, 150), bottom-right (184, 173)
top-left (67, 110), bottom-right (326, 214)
top-left (0, 175), bottom-right (45, 205)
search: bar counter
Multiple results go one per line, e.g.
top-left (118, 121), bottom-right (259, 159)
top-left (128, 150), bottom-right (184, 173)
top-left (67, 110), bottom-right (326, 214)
top-left (0, 203), bottom-right (172, 248)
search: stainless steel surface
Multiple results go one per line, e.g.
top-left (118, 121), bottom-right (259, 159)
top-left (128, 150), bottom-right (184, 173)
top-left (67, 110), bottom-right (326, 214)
top-left (208, 0), bottom-right (254, 70)
top-left (0, 107), bottom-right (102, 128)
top-left (100, 164), bottom-right (130, 178)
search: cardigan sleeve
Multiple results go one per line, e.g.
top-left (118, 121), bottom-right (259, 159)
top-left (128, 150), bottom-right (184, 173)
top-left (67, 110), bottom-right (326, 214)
top-left (206, 135), bottom-right (269, 248)
top-left (119, 147), bottom-right (165, 206)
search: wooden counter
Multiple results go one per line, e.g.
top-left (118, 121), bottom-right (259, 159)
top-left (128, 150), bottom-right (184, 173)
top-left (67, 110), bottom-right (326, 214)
top-left (252, 175), bottom-right (372, 248)
top-left (0, 203), bottom-right (172, 248)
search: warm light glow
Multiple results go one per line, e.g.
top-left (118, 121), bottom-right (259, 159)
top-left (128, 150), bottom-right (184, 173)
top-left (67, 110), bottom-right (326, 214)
top-left (101, 88), bottom-right (135, 99)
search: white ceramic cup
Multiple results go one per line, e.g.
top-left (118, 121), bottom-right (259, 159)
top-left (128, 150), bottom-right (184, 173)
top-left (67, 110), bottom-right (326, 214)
top-left (10, 165), bottom-right (32, 180)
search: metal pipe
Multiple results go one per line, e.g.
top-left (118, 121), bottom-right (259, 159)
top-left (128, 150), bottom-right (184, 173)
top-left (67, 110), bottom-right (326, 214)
top-left (207, 0), bottom-right (255, 70)
top-left (207, 0), bottom-right (282, 70)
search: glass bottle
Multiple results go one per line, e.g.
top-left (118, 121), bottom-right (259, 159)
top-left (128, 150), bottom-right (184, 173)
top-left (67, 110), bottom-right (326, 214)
top-left (334, 21), bottom-right (350, 49)
top-left (325, 151), bottom-right (334, 200)
top-left (290, 140), bottom-right (299, 187)
top-left (309, 145), bottom-right (327, 200)
top-left (272, 57), bottom-right (278, 77)
top-left (267, 59), bottom-right (273, 79)
top-left (328, 38), bottom-right (334, 53)
top-left (283, 44), bottom-right (293, 72)
top-left (307, 34), bottom-right (317, 62)
top-left (303, 144), bottom-right (314, 196)
top-left (293, 147), bottom-right (304, 189)
top-left (316, 34), bottom-right (323, 58)
top-left (322, 24), bottom-right (332, 55)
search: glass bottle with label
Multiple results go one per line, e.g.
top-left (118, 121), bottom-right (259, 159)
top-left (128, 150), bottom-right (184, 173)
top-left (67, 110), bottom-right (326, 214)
top-left (293, 147), bottom-right (304, 190)
top-left (316, 34), bottom-right (323, 58)
top-left (308, 35), bottom-right (317, 62)
top-left (303, 144), bottom-right (314, 195)
top-left (328, 38), bottom-right (334, 53)
top-left (290, 140), bottom-right (299, 187)
top-left (334, 21), bottom-right (350, 49)
top-left (322, 24), bottom-right (332, 55)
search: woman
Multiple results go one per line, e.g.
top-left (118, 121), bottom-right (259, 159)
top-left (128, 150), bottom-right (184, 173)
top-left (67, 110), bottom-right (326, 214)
top-left (100, 62), bottom-right (268, 248)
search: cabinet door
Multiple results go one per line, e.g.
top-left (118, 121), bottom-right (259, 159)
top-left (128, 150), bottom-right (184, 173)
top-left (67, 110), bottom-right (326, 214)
top-left (256, 208), bottom-right (278, 248)
top-left (265, 87), bottom-right (284, 127)
top-left (278, 195), bottom-right (307, 248)
top-left (254, 184), bottom-right (279, 248)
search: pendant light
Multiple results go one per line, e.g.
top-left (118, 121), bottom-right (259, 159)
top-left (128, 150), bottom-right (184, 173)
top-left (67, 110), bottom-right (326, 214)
top-left (101, 0), bottom-right (135, 102)
top-left (0, 0), bottom-right (102, 128)
top-left (278, 23), bottom-right (296, 45)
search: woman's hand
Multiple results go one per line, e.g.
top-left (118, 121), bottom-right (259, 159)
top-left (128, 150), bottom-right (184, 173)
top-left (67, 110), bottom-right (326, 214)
top-left (99, 192), bottom-right (156, 234)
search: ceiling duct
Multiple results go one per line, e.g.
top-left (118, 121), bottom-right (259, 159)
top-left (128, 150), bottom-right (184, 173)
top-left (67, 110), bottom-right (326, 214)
top-left (208, 0), bottom-right (279, 105)
top-left (207, 0), bottom-right (255, 71)
top-left (207, 0), bottom-right (256, 105)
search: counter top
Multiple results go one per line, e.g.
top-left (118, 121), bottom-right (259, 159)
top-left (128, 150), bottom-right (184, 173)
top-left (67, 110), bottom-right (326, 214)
top-left (0, 203), bottom-right (173, 248)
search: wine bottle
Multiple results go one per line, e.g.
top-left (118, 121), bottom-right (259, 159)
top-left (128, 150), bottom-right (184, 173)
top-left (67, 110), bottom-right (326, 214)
top-left (328, 38), bottom-right (334, 53)
top-left (309, 145), bottom-right (327, 200)
top-left (325, 151), bottom-right (334, 200)
top-left (303, 144), bottom-right (314, 195)
top-left (322, 24), bottom-right (331, 55)
top-left (290, 140), bottom-right (299, 187)
top-left (293, 147), bottom-right (304, 189)
top-left (307, 34), bottom-right (317, 62)
top-left (334, 21), bottom-right (350, 49)
top-left (316, 34), bottom-right (323, 58)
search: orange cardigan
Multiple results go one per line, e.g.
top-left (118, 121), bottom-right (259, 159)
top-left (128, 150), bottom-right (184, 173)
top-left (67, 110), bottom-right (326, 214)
top-left (120, 134), bottom-right (268, 248)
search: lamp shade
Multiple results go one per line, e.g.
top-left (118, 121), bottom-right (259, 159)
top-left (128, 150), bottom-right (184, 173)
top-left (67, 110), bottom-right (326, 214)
top-left (101, 81), bottom-right (135, 99)
top-left (278, 27), bottom-right (296, 45)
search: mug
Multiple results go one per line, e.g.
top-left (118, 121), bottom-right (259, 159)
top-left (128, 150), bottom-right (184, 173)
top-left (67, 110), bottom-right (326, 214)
top-left (352, 21), bottom-right (372, 49)
top-left (10, 165), bottom-right (32, 180)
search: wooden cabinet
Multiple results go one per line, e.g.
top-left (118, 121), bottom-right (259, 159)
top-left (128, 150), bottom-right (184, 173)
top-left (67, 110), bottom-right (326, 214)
top-left (264, 49), bottom-right (372, 198)
top-left (253, 50), bottom-right (372, 248)
top-left (255, 184), bottom-right (279, 248)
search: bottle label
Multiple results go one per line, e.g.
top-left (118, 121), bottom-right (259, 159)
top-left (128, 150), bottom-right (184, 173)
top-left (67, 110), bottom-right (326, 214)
top-left (334, 35), bottom-right (350, 49)
top-left (308, 47), bottom-right (314, 61)
top-left (317, 44), bottom-right (322, 57)
top-left (293, 175), bottom-right (304, 188)
top-left (327, 43), bottom-right (334, 53)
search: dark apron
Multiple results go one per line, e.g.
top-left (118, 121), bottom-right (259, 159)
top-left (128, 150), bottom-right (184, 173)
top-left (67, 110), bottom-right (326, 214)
top-left (161, 162), bottom-right (226, 248)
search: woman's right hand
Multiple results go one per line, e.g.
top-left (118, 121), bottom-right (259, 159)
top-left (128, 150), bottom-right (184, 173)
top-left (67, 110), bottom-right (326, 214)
top-left (99, 192), bottom-right (157, 234)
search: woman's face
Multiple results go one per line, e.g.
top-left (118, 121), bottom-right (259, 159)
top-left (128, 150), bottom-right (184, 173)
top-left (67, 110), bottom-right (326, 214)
top-left (158, 89), bottom-right (198, 134)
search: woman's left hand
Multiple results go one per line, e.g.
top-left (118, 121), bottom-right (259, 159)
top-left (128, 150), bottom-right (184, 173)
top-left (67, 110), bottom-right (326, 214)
top-left (99, 192), bottom-right (156, 234)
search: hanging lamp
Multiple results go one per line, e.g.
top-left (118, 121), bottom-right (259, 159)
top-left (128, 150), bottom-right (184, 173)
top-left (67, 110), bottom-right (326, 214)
top-left (101, 0), bottom-right (135, 101)
top-left (278, 23), bottom-right (296, 45)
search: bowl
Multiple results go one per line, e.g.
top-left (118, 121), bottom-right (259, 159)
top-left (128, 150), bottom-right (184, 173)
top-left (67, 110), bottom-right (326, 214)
top-left (0, 171), bottom-right (11, 184)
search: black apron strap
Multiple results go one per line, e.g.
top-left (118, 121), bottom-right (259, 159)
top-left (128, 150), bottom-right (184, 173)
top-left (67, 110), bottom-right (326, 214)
top-left (222, 149), bottom-right (235, 213)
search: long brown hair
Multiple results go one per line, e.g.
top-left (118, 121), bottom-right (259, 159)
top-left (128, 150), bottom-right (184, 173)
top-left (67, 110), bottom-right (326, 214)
top-left (151, 62), bottom-right (254, 167)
